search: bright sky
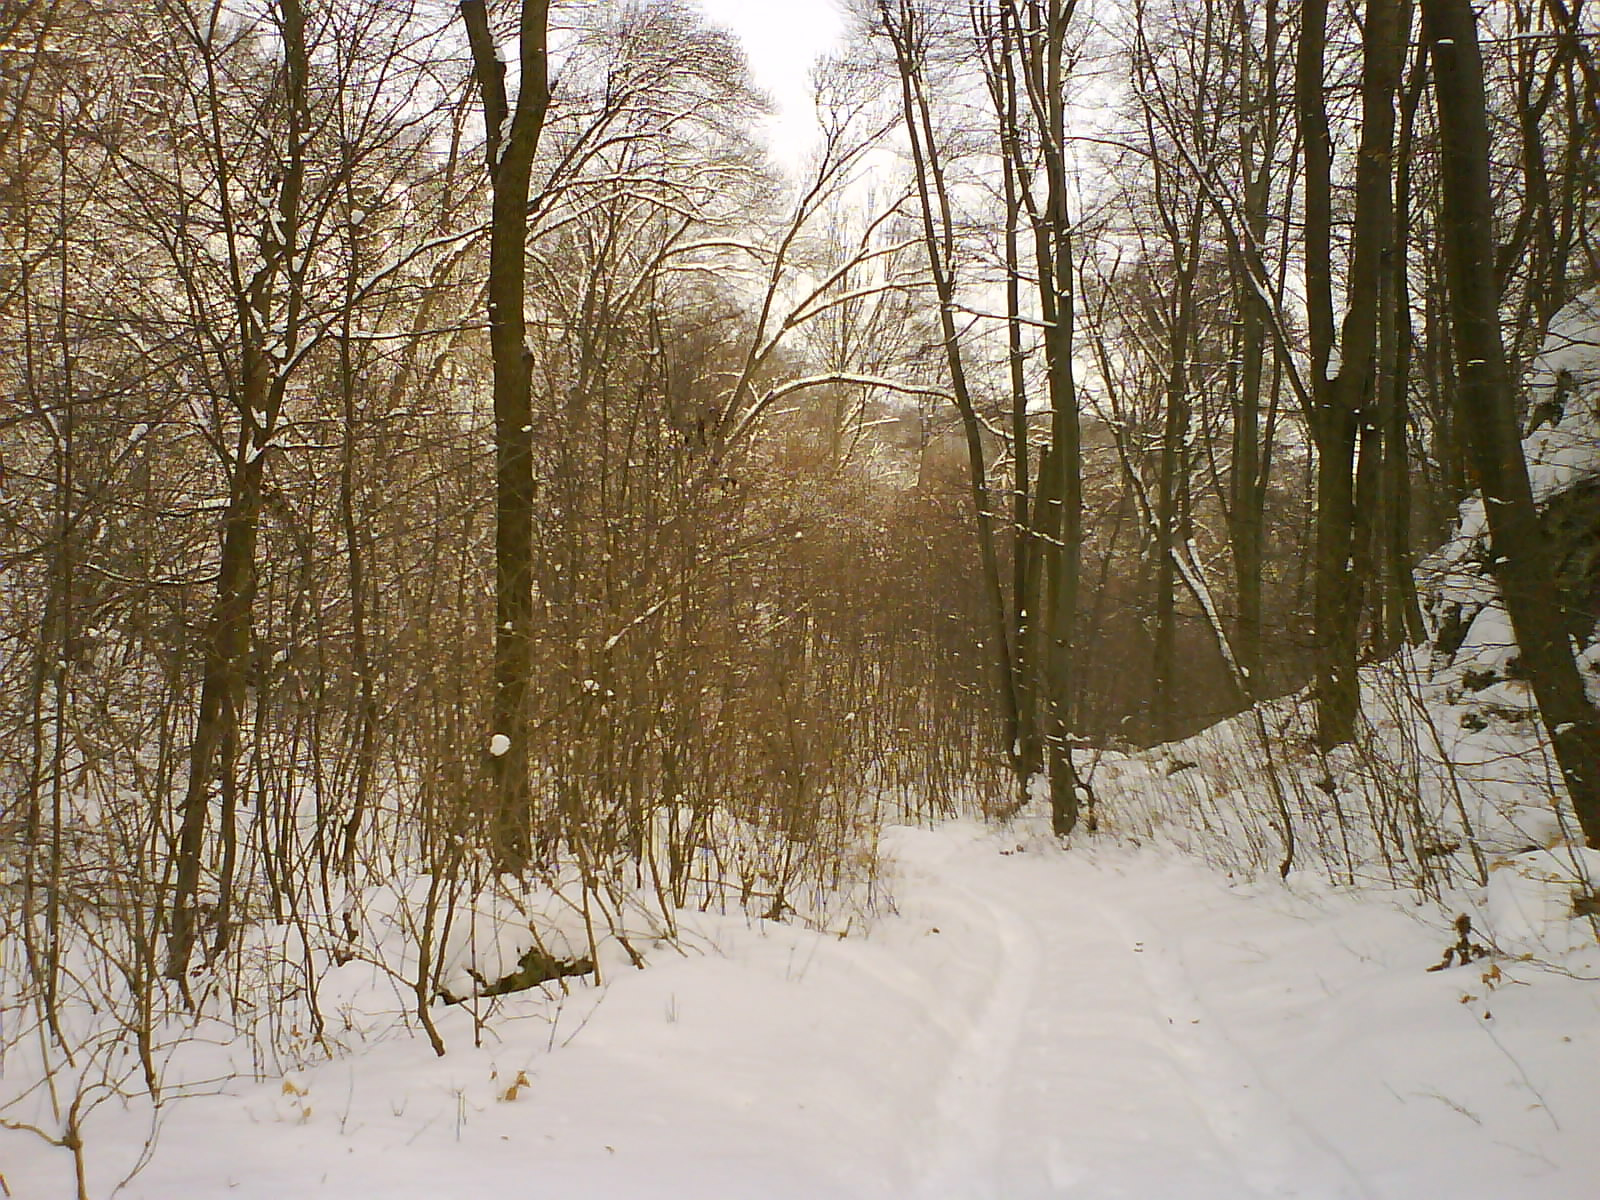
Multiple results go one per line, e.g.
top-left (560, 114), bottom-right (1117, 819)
top-left (693, 0), bottom-right (849, 168)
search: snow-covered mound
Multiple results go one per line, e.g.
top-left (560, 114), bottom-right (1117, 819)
top-left (1485, 844), bottom-right (1600, 957)
top-left (1420, 287), bottom-right (1600, 702)
top-left (1525, 288), bottom-right (1600, 502)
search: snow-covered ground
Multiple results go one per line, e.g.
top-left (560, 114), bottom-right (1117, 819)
top-left (10, 261), bottom-right (1600, 1200)
top-left (7, 818), bottom-right (1597, 1199)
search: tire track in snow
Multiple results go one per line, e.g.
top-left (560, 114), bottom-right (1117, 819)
top-left (974, 848), bottom-right (1272, 1199)
top-left (1078, 865), bottom-right (1377, 1200)
top-left (908, 870), bottom-right (1041, 1199)
top-left (894, 834), bottom-right (1263, 1199)
top-left (891, 833), bottom-right (1374, 1198)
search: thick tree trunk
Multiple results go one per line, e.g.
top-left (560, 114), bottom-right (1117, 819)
top-left (1001, 64), bottom-right (1042, 784)
top-left (1299, 0), bottom-right (1403, 749)
top-left (1226, 0), bottom-right (1284, 695)
top-left (168, 450), bottom-right (263, 981)
top-left (1378, 22), bottom-right (1429, 654)
top-left (1424, 0), bottom-right (1600, 847)
top-left (461, 0), bottom-right (551, 873)
top-left (1022, 0), bottom-right (1083, 835)
top-left (1152, 200), bottom-right (1203, 745)
top-left (1296, 0), bottom-right (1345, 746)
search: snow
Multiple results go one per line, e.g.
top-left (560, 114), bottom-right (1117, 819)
top-left (8, 820), bottom-right (1598, 1199)
top-left (1486, 847), bottom-right (1600, 957)
top-left (1026, 769), bottom-right (1050, 808)
top-left (1418, 287), bottom-right (1600, 695)
top-left (9, 298), bottom-right (1600, 1200)
top-left (1524, 288), bottom-right (1600, 503)
top-left (1458, 600), bottom-right (1518, 675)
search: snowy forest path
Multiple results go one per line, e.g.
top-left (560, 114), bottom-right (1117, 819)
top-left (26, 818), bottom-right (1598, 1200)
top-left (886, 825), bottom-right (1374, 1200)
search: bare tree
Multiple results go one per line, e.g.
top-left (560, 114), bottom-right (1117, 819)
top-left (458, 0), bottom-right (552, 872)
top-left (1297, 0), bottom-right (1406, 749)
top-left (872, 0), bottom-right (1026, 796)
top-left (1423, 0), bottom-right (1600, 846)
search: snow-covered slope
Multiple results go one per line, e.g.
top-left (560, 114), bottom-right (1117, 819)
top-left (1420, 286), bottom-right (1600, 705)
top-left (1525, 289), bottom-right (1600, 503)
top-left (1087, 290), bottom-right (1600, 967)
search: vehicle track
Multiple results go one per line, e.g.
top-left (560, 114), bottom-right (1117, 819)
top-left (893, 833), bottom-right (1366, 1198)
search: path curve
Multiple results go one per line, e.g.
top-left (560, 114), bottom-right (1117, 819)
top-left (888, 828), bottom-right (1372, 1199)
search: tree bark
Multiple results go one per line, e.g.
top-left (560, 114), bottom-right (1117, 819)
top-left (1299, 0), bottom-right (1403, 749)
top-left (1015, 0), bottom-right (1083, 834)
top-left (1227, 0), bottom-right (1282, 694)
top-left (461, 0), bottom-right (552, 873)
top-left (1378, 16), bottom-right (1429, 654)
top-left (880, 0), bottom-right (1024, 789)
top-left (989, 3), bottom-right (1042, 783)
top-left (1423, 0), bottom-right (1600, 847)
top-left (169, 0), bottom-right (309, 981)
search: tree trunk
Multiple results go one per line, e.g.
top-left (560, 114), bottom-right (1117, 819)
top-left (1299, 0), bottom-right (1402, 749)
top-left (1424, 0), bottom-right (1600, 847)
top-left (1226, 0), bottom-right (1284, 696)
top-left (461, 0), bottom-right (552, 874)
top-left (168, 449), bottom-right (263, 980)
top-left (881, 0), bottom-right (1024, 789)
top-left (1021, 0), bottom-right (1083, 835)
top-left (169, 0), bottom-right (310, 980)
top-left (993, 3), bottom-right (1042, 787)
top-left (1379, 20), bottom-right (1429, 654)
top-left (1151, 195), bottom-right (1204, 744)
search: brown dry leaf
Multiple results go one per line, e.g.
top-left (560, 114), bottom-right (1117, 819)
top-left (500, 1070), bottom-right (531, 1103)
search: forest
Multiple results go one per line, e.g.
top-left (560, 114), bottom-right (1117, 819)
top-left (3, 0), bottom-right (1599, 1196)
